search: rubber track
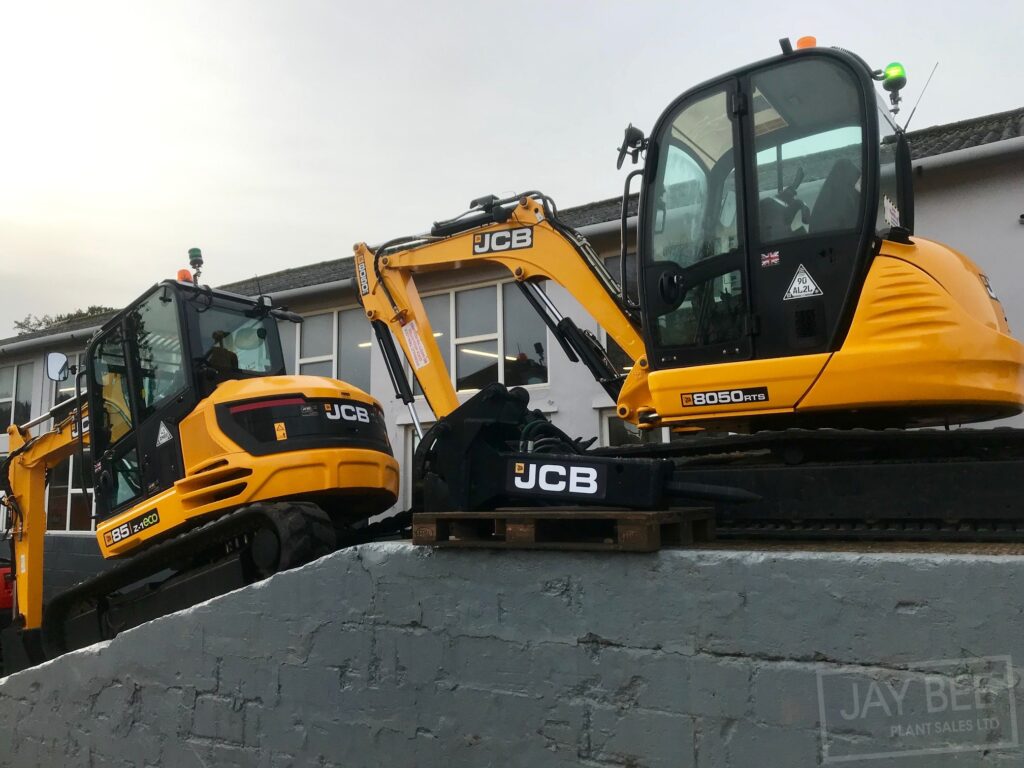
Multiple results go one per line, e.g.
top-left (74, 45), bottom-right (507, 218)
top-left (591, 426), bottom-right (1024, 542)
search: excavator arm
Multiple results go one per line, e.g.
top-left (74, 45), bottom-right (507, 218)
top-left (353, 193), bottom-right (655, 426)
top-left (2, 400), bottom-right (89, 633)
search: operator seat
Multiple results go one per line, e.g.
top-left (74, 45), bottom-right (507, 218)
top-left (207, 331), bottom-right (239, 375)
top-left (809, 159), bottom-right (860, 234)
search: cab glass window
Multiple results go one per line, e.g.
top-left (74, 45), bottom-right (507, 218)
top-left (649, 88), bottom-right (744, 348)
top-left (90, 328), bottom-right (134, 447)
top-left (196, 304), bottom-right (280, 376)
top-left (650, 89), bottom-right (738, 271)
top-left (129, 290), bottom-right (187, 418)
top-left (752, 59), bottom-right (864, 242)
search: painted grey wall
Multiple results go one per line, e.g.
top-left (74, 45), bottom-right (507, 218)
top-left (42, 534), bottom-right (110, 600)
top-left (2, 542), bottom-right (1023, 767)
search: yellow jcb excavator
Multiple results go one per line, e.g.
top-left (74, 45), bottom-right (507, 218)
top-left (2, 255), bottom-right (400, 674)
top-left (353, 40), bottom-right (1024, 538)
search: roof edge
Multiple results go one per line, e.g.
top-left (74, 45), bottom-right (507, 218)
top-left (913, 134), bottom-right (1024, 172)
top-left (0, 324), bottom-right (102, 358)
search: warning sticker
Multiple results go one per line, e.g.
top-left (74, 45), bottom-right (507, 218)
top-left (783, 264), bottom-right (823, 301)
top-left (402, 320), bottom-right (431, 370)
top-left (156, 421), bottom-right (173, 447)
top-left (274, 422), bottom-right (288, 441)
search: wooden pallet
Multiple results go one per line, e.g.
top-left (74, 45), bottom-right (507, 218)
top-left (412, 507), bottom-right (714, 552)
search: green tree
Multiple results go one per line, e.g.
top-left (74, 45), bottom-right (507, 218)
top-left (14, 305), bottom-right (116, 335)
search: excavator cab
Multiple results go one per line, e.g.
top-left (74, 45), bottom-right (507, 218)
top-left (634, 46), bottom-right (1022, 428)
top-left (640, 49), bottom-right (900, 366)
top-left (86, 280), bottom-right (287, 520)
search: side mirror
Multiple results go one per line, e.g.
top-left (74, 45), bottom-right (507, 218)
top-left (644, 261), bottom-right (688, 318)
top-left (616, 124), bottom-right (647, 170)
top-left (46, 351), bottom-right (70, 382)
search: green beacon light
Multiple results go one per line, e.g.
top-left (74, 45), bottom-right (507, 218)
top-left (883, 62), bottom-right (907, 93)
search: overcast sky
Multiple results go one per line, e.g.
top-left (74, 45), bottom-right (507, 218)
top-left (1, 0), bottom-right (1021, 336)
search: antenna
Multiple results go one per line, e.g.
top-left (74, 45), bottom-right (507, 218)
top-left (902, 62), bottom-right (939, 132)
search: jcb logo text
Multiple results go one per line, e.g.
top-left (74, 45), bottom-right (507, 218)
top-left (325, 403), bottom-right (371, 423)
top-left (473, 228), bottom-right (533, 255)
top-left (512, 463), bottom-right (599, 495)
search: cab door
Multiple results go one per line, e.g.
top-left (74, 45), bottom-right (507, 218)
top-left (639, 82), bottom-right (752, 370)
top-left (125, 287), bottom-right (193, 499)
top-left (742, 56), bottom-right (875, 361)
top-left (88, 287), bottom-right (192, 519)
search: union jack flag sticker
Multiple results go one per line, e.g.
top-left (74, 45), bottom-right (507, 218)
top-left (761, 251), bottom-right (780, 267)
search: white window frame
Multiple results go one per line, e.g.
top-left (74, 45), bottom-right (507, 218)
top-left (46, 351), bottom-right (96, 535)
top-left (413, 277), bottom-right (551, 397)
top-left (0, 360), bottom-right (34, 429)
top-left (290, 304), bottom-right (373, 387)
top-left (1, 360), bottom-right (35, 532)
top-left (296, 310), bottom-right (338, 375)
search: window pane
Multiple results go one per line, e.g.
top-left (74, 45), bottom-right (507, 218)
top-left (422, 295), bottom-right (451, 370)
top-left (455, 286), bottom-right (497, 338)
top-left (300, 313), bottom-right (333, 359)
top-left (300, 360), bottom-right (333, 377)
top-left (604, 254), bottom-right (639, 304)
top-left (659, 269), bottom-right (745, 348)
top-left (54, 353), bottom-right (85, 406)
top-left (54, 379), bottom-right (77, 405)
top-left (91, 328), bottom-right (134, 447)
top-left (456, 340), bottom-right (499, 391)
top-left (69, 493), bottom-right (94, 531)
top-left (752, 59), bottom-right (863, 241)
top-left (196, 304), bottom-right (279, 376)
top-left (14, 362), bottom-right (33, 425)
top-left (132, 293), bottom-right (186, 418)
top-left (0, 365), bottom-right (13, 399)
top-left (605, 336), bottom-right (633, 375)
top-left (414, 294), bottom-right (451, 397)
top-left (46, 457), bottom-right (71, 530)
top-left (79, 451), bottom-right (94, 487)
top-left (337, 308), bottom-right (371, 393)
top-left (278, 320), bottom-right (297, 374)
top-left (651, 89), bottom-right (736, 272)
top-left (112, 444), bottom-right (143, 509)
top-left (0, 402), bottom-right (11, 428)
top-left (502, 283), bottom-right (547, 386)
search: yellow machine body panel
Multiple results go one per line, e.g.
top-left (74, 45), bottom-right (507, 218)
top-left (95, 375), bottom-right (400, 559)
top-left (799, 238), bottom-right (1024, 421)
top-left (630, 236), bottom-right (1024, 430)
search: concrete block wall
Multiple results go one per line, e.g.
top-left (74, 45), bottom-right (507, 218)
top-left (2, 542), bottom-right (1023, 767)
top-left (42, 534), bottom-right (109, 600)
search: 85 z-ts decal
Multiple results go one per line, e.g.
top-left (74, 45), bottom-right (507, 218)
top-left (473, 227), bottom-right (533, 255)
top-left (681, 387), bottom-right (769, 407)
top-left (103, 509), bottom-right (160, 547)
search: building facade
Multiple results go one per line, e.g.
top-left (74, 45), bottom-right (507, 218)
top-left (2, 107), bottom-right (1022, 593)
